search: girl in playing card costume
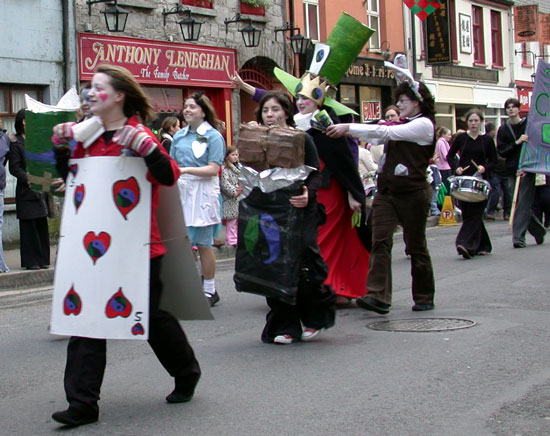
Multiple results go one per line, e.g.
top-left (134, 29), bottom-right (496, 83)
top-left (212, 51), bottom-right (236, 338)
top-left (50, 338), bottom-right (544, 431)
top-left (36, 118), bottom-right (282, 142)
top-left (326, 54), bottom-right (437, 314)
top-left (170, 93), bottom-right (226, 307)
top-left (50, 65), bottom-right (201, 427)
top-left (273, 13), bottom-right (373, 305)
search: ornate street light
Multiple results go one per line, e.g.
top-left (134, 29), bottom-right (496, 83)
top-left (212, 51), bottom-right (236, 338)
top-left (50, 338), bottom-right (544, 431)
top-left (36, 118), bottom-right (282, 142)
top-left (178, 11), bottom-right (203, 42)
top-left (163, 4), bottom-right (203, 42)
top-left (289, 33), bottom-right (312, 55)
top-left (225, 14), bottom-right (262, 48)
top-left (87, 0), bottom-right (129, 33)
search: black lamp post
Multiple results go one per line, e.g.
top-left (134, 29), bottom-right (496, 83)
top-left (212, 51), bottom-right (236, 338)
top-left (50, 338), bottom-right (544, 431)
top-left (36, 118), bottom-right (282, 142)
top-left (224, 14), bottom-right (262, 48)
top-left (163, 4), bottom-right (203, 42)
top-left (87, 0), bottom-right (129, 32)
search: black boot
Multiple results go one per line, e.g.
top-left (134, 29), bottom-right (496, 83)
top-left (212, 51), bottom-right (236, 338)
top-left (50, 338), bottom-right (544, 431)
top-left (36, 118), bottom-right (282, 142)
top-left (52, 408), bottom-right (98, 427)
top-left (166, 374), bottom-right (201, 403)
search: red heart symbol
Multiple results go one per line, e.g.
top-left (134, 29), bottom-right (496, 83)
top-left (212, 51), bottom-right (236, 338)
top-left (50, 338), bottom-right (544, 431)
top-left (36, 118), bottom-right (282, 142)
top-left (83, 231), bottom-right (111, 264)
top-left (112, 177), bottom-right (140, 220)
top-left (105, 287), bottom-right (133, 318)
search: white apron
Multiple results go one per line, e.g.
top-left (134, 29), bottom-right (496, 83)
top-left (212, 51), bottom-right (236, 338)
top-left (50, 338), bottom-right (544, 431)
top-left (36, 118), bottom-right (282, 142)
top-left (177, 173), bottom-right (221, 227)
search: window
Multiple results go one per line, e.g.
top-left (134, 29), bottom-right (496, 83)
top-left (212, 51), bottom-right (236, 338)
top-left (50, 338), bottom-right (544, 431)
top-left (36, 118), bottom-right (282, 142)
top-left (365, 0), bottom-right (380, 50)
top-left (490, 10), bottom-right (503, 67)
top-left (0, 85), bottom-right (42, 134)
top-left (303, 0), bottom-right (319, 42)
top-left (472, 5), bottom-right (485, 64)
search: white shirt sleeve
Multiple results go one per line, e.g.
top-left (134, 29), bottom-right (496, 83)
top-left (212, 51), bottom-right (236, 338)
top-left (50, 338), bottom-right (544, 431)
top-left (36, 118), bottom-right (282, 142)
top-left (348, 118), bottom-right (434, 146)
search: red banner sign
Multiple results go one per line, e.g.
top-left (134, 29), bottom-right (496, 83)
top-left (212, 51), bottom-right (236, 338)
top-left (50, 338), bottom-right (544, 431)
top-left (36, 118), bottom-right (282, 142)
top-left (516, 85), bottom-right (532, 113)
top-left (78, 33), bottom-right (237, 88)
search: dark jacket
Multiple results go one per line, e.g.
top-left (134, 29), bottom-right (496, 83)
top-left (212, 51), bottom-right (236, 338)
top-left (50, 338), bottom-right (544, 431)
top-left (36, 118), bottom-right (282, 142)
top-left (448, 132), bottom-right (498, 180)
top-left (496, 118), bottom-right (526, 176)
top-left (8, 134), bottom-right (48, 220)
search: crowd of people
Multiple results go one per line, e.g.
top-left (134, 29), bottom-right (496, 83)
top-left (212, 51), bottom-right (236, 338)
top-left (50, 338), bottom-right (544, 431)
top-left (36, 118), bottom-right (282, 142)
top-left (0, 54), bottom-right (542, 428)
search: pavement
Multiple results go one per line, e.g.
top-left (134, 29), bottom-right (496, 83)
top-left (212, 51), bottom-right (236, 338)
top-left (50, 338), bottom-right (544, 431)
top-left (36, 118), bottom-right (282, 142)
top-left (0, 215), bottom-right (440, 293)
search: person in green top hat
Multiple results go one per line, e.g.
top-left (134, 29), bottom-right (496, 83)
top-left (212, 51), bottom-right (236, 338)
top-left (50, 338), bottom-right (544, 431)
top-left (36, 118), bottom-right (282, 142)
top-left (271, 13), bottom-right (374, 305)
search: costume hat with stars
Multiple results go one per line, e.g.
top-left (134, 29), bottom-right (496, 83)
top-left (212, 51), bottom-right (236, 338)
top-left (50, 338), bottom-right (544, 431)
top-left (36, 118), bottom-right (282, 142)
top-left (274, 13), bottom-right (374, 116)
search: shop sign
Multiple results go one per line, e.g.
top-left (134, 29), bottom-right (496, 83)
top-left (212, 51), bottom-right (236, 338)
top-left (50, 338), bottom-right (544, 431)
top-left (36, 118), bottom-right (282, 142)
top-left (425, 0), bottom-right (451, 64)
top-left (459, 14), bottom-right (472, 54)
top-left (362, 101), bottom-right (381, 121)
top-left (344, 60), bottom-right (395, 87)
top-left (432, 64), bottom-right (498, 83)
top-left (78, 33), bottom-right (237, 87)
top-left (513, 5), bottom-right (539, 43)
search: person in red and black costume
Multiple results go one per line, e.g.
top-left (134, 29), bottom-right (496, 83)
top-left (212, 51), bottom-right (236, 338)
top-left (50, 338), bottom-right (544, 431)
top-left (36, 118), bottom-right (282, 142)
top-left (50, 65), bottom-right (200, 427)
top-left (327, 81), bottom-right (437, 314)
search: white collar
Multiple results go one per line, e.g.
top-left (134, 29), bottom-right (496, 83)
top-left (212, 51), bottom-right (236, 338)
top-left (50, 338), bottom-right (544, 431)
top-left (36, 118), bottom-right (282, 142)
top-left (294, 110), bottom-right (319, 132)
top-left (182, 121), bottom-right (212, 136)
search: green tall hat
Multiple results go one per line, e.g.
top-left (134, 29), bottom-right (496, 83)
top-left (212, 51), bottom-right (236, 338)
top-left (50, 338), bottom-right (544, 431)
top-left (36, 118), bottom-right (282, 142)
top-left (274, 13), bottom-right (374, 116)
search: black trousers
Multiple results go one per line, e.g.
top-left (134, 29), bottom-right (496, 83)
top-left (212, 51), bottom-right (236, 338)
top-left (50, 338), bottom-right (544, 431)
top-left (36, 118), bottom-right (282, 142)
top-left (19, 217), bottom-right (49, 268)
top-left (261, 245), bottom-right (336, 343)
top-left (456, 199), bottom-right (492, 255)
top-left (512, 173), bottom-right (546, 245)
top-left (366, 186), bottom-right (435, 305)
top-left (63, 256), bottom-right (201, 415)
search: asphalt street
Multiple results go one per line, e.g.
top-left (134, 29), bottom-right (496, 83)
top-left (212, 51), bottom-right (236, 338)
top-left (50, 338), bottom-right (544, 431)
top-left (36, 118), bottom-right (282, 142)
top-left (1, 220), bottom-right (550, 436)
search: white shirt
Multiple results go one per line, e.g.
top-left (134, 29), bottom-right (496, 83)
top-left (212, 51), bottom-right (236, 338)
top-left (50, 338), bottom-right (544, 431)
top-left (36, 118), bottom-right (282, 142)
top-left (349, 115), bottom-right (434, 146)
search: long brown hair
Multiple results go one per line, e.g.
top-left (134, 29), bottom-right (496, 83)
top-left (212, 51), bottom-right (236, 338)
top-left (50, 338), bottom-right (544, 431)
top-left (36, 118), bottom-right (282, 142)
top-left (187, 92), bottom-right (223, 132)
top-left (96, 64), bottom-right (156, 123)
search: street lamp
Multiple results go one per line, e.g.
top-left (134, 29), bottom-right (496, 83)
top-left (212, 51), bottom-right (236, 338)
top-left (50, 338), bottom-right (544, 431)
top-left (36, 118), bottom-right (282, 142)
top-left (163, 4), bottom-right (203, 42)
top-left (224, 14), bottom-right (262, 48)
top-left (87, 0), bottom-right (129, 33)
top-left (289, 33), bottom-right (312, 55)
top-left (178, 11), bottom-right (202, 42)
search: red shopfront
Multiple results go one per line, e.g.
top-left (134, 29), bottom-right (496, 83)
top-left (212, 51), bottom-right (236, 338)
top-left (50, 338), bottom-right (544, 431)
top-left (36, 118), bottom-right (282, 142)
top-left (78, 33), bottom-right (238, 145)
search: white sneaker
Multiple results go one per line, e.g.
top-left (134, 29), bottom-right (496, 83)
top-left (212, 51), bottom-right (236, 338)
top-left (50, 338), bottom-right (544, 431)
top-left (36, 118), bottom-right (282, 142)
top-left (301, 328), bottom-right (323, 342)
top-left (273, 334), bottom-right (294, 344)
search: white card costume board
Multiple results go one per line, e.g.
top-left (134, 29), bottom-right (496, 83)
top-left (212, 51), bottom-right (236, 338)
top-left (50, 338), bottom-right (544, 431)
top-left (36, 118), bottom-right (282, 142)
top-left (50, 157), bottom-right (152, 340)
top-left (157, 185), bottom-right (213, 320)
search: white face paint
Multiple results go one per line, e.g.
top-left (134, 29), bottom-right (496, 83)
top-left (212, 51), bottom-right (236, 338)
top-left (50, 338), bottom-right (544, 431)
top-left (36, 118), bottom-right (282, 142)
top-left (296, 95), bottom-right (318, 115)
top-left (395, 95), bottom-right (420, 119)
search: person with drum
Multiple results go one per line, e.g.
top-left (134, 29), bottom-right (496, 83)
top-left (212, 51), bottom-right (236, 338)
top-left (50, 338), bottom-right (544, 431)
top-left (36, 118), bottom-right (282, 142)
top-left (447, 109), bottom-right (497, 259)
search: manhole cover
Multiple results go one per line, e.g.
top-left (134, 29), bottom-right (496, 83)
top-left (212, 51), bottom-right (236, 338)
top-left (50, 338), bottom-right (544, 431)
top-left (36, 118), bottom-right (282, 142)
top-left (366, 318), bottom-right (476, 332)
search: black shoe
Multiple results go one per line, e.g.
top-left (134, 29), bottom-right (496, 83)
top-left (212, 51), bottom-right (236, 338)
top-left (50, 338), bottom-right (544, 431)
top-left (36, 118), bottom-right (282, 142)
top-left (206, 291), bottom-right (220, 307)
top-left (513, 241), bottom-right (526, 248)
top-left (356, 296), bottom-right (390, 314)
top-left (166, 374), bottom-right (200, 403)
top-left (535, 233), bottom-right (545, 245)
top-left (412, 303), bottom-right (435, 311)
top-left (52, 409), bottom-right (98, 427)
top-left (457, 245), bottom-right (472, 259)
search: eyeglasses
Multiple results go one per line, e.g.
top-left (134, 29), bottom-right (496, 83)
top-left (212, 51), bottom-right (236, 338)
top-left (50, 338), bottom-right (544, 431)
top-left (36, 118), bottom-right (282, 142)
top-left (396, 98), bottom-right (412, 105)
